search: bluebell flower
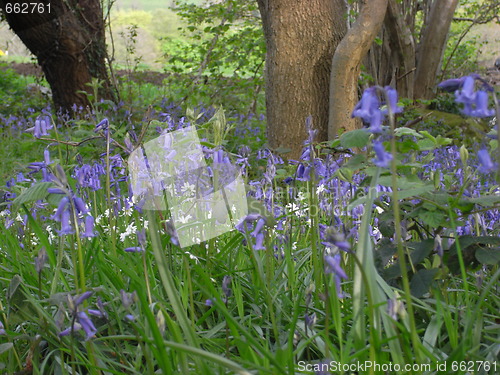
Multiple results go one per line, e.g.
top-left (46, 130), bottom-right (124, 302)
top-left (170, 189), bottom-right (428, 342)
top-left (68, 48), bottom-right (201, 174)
top-left (59, 208), bottom-right (74, 235)
top-left (124, 246), bottom-right (144, 253)
top-left (253, 231), bottom-right (266, 251)
top-left (235, 213), bottom-right (268, 250)
top-left (304, 312), bottom-right (317, 329)
top-left (372, 140), bottom-right (393, 168)
top-left (73, 291), bottom-right (94, 307)
top-left (368, 110), bottom-right (383, 133)
top-left (34, 247), bottom-right (47, 274)
top-left (296, 164), bottom-right (311, 181)
top-left (325, 254), bottom-right (348, 298)
top-left (222, 276), bottom-right (232, 303)
top-left (76, 311), bottom-right (97, 340)
top-left (455, 75), bottom-right (477, 103)
top-left (352, 86), bottom-right (402, 133)
top-left (120, 289), bottom-right (137, 309)
top-left (447, 75), bottom-right (495, 118)
top-left (0, 321), bottom-right (5, 335)
top-left (469, 91), bottom-right (495, 118)
top-left (44, 149), bottom-right (52, 165)
top-left (382, 86), bottom-right (403, 116)
top-left (83, 215), bottom-right (96, 237)
top-left (352, 87), bottom-right (379, 124)
top-left (124, 314), bottom-right (136, 322)
top-left (477, 149), bottom-right (497, 174)
top-left (438, 77), bottom-right (468, 92)
top-left (94, 118), bottom-right (109, 133)
top-left (26, 116), bottom-right (51, 138)
top-left (321, 226), bottom-right (351, 253)
top-left (387, 297), bottom-right (404, 320)
top-left (250, 218), bottom-right (266, 238)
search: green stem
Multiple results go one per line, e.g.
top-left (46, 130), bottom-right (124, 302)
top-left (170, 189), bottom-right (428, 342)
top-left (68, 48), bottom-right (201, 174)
top-left (388, 101), bottom-right (422, 364)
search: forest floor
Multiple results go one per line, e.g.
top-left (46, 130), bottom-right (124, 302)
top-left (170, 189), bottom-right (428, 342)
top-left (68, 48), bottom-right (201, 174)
top-left (2, 60), bottom-right (499, 91)
top-left (1, 61), bottom-right (170, 86)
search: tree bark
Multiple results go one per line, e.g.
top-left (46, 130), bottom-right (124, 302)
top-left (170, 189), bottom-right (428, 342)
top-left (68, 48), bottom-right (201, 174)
top-left (257, 0), bottom-right (346, 159)
top-left (383, 0), bottom-right (415, 99)
top-left (0, 0), bottom-right (115, 113)
top-left (413, 0), bottom-right (458, 99)
top-left (328, 0), bottom-right (388, 139)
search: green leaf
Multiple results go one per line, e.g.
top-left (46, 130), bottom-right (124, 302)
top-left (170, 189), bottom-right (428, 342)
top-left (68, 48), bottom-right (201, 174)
top-left (12, 182), bottom-right (53, 212)
top-left (394, 127), bottom-right (424, 138)
top-left (468, 195), bottom-right (500, 207)
top-left (343, 153), bottom-right (366, 169)
top-left (475, 247), bottom-right (500, 265)
top-left (409, 239), bottom-right (436, 264)
top-left (448, 235), bottom-right (500, 254)
top-left (392, 185), bottom-right (435, 200)
top-left (417, 138), bottom-right (436, 151)
top-left (418, 209), bottom-right (446, 228)
top-left (410, 268), bottom-right (439, 298)
top-left (435, 135), bottom-right (452, 146)
top-left (397, 138), bottom-right (420, 153)
top-left (340, 129), bottom-right (370, 149)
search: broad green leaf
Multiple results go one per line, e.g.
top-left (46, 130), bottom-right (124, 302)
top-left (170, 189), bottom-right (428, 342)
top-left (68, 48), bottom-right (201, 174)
top-left (340, 129), bottom-right (370, 149)
top-left (435, 135), bottom-right (452, 146)
top-left (417, 138), bottom-right (436, 151)
top-left (410, 268), bottom-right (439, 297)
top-left (394, 127), bottom-right (423, 138)
top-left (475, 247), bottom-right (500, 265)
top-left (468, 195), bottom-right (500, 207)
top-left (397, 138), bottom-right (420, 153)
top-left (448, 235), bottom-right (500, 254)
top-left (11, 182), bottom-right (53, 211)
top-left (393, 185), bottom-right (435, 200)
top-left (418, 209), bottom-right (446, 227)
top-left (343, 153), bottom-right (366, 169)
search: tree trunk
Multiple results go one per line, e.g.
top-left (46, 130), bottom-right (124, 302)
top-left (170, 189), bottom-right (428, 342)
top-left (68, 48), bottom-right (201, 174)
top-left (0, 0), bottom-right (115, 113)
top-left (413, 0), bottom-right (458, 99)
top-left (256, 0), bottom-right (346, 159)
top-left (328, 0), bottom-right (388, 139)
top-left (383, 0), bottom-right (415, 99)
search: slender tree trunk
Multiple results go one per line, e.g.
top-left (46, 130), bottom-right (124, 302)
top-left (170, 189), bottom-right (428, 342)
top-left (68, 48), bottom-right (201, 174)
top-left (413, 0), bottom-right (458, 99)
top-left (0, 0), bottom-right (115, 113)
top-left (328, 0), bottom-right (388, 139)
top-left (384, 0), bottom-right (415, 99)
top-left (257, 0), bottom-right (346, 159)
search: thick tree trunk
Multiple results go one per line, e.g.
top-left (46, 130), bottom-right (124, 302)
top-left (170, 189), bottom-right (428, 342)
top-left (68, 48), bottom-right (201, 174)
top-left (256, 0), bottom-right (346, 159)
top-left (0, 0), bottom-right (115, 113)
top-left (413, 0), bottom-right (458, 99)
top-left (328, 0), bottom-right (388, 139)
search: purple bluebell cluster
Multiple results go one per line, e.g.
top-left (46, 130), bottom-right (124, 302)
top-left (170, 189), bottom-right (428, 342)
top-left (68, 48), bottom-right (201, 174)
top-left (59, 291), bottom-right (100, 341)
top-left (49, 165), bottom-right (96, 237)
top-left (439, 74), bottom-right (498, 175)
top-left (438, 74), bottom-right (495, 118)
top-left (25, 115), bottom-right (53, 138)
top-left (235, 213), bottom-right (267, 250)
top-left (352, 86), bottom-right (401, 168)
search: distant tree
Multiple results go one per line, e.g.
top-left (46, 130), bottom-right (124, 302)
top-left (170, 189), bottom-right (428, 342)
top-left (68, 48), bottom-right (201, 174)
top-left (0, 0), bottom-right (116, 113)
